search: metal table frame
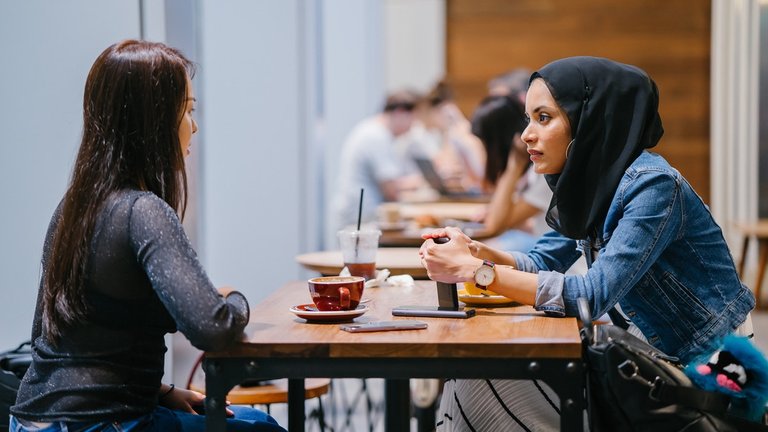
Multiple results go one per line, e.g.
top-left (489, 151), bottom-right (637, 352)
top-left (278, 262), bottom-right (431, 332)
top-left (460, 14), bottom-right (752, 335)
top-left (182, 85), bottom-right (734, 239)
top-left (203, 356), bottom-right (584, 431)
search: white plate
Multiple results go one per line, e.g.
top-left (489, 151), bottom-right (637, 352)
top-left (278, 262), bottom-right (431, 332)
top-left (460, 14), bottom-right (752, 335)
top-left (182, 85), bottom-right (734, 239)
top-left (289, 304), bottom-right (369, 322)
top-left (457, 289), bottom-right (516, 306)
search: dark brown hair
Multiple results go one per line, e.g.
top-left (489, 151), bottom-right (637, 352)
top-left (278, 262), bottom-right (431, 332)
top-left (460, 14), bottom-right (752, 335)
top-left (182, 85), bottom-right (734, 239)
top-left (43, 40), bottom-right (194, 341)
top-left (424, 80), bottom-right (454, 107)
top-left (470, 95), bottom-right (528, 185)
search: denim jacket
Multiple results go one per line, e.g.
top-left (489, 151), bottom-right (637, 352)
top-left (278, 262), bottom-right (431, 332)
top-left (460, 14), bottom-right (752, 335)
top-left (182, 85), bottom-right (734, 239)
top-left (511, 152), bottom-right (754, 363)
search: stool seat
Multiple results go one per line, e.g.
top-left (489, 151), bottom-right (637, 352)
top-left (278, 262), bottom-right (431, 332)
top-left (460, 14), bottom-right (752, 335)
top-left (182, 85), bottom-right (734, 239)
top-left (734, 220), bottom-right (768, 309)
top-left (189, 378), bottom-right (331, 405)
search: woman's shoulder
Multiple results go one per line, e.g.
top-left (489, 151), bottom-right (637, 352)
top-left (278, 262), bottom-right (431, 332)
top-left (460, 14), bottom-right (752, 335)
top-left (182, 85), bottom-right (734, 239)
top-left (111, 189), bottom-right (177, 222)
top-left (624, 151), bottom-right (679, 180)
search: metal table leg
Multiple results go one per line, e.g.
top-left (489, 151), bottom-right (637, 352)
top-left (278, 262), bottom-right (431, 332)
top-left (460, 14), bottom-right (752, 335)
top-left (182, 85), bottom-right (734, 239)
top-left (384, 379), bottom-right (410, 432)
top-left (288, 378), bottom-right (306, 432)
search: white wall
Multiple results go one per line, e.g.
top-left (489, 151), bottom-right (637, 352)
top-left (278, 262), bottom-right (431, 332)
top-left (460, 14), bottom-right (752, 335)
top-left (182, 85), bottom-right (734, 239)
top-left (320, 0), bottom-right (387, 247)
top-left (196, 0), bottom-right (307, 299)
top-left (711, 0), bottom-right (761, 246)
top-left (0, 1), bottom-right (141, 349)
top-left (384, 0), bottom-right (446, 93)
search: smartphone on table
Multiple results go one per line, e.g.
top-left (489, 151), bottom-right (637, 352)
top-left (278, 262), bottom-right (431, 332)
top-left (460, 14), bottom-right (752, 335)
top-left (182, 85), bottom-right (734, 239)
top-left (340, 320), bottom-right (428, 333)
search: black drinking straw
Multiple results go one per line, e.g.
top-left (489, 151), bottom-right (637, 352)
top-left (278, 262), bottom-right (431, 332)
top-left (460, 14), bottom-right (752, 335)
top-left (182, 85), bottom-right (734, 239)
top-left (355, 188), bottom-right (364, 260)
top-left (356, 188), bottom-right (364, 231)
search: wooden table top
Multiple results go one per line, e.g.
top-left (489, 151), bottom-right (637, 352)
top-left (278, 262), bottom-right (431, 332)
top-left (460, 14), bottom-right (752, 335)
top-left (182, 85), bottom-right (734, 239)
top-left (295, 248), bottom-right (427, 278)
top-left (210, 280), bottom-right (582, 360)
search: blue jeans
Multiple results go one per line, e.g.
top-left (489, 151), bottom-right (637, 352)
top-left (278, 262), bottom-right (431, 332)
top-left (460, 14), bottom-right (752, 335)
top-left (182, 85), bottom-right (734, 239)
top-left (9, 405), bottom-right (286, 432)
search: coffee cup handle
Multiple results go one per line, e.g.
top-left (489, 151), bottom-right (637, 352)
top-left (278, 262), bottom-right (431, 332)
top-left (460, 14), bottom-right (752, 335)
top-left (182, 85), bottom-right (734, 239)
top-left (339, 287), bottom-right (350, 309)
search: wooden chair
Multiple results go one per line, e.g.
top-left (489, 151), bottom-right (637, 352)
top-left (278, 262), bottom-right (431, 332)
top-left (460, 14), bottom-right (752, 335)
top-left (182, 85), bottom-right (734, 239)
top-left (733, 220), bottom-right (768, 309)
top-left (187, 354), bottom-right (331, 430)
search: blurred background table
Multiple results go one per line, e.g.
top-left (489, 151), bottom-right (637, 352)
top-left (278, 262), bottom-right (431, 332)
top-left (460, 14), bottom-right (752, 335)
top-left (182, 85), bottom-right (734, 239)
top-left (734, 220), bottom-right (768, 308)
top-left (296, 247), bottom-right (427, 279)
top-left (376, 201), bottom-right (494, 247)
top-left (378, 226), bottom-right (493, 247)
top-left (396, 201), bottom-right (486, 222)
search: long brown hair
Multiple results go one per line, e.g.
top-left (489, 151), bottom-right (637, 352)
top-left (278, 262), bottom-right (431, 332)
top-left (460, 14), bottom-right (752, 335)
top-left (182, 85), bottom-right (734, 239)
top-left (43, 40), bottom-right (194, 341)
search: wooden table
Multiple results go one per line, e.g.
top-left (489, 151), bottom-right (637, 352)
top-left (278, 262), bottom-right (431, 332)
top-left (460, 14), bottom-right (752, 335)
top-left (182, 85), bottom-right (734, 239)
top-left (396, 201), bottom-right (486, 222)
top-left (376, 201), bottom-right (494, 247)
top-left (203, 281), bottom-right (584, 431)
top-left (296, 247), bottom-right (428, 279)
top-left (378, 225), bottom-right (494, 247)
top-left (734, 220), bottom-right (768, 308)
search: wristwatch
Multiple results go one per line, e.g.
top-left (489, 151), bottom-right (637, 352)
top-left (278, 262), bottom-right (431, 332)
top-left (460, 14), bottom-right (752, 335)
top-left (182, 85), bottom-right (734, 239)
top-left (473, 260), bottom-right (496, 290)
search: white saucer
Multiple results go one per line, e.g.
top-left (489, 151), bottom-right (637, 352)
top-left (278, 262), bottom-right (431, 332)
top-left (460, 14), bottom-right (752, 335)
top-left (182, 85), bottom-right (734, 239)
top-left (289, 304), bottom-right (369, 322)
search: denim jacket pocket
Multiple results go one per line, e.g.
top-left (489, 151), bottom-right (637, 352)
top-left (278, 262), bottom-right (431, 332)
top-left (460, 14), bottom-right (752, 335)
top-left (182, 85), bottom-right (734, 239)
top-left (659, 271), bottom-right (712, 324)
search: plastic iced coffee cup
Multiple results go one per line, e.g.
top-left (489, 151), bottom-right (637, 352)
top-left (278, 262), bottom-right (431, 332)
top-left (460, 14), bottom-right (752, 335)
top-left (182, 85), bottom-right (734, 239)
top-left (337, 228), bottom-right (382, 280)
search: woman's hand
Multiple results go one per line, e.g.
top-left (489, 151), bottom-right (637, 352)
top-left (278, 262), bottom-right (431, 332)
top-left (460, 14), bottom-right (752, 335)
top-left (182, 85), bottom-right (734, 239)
top-left (509, 134), bottom-right (530, 172)
top-left (217, 286), bottom-right (236, 297)
top-left (419, 227), bottom-right (483, 283)
top-left (159, 384), bottom-right (234, 416)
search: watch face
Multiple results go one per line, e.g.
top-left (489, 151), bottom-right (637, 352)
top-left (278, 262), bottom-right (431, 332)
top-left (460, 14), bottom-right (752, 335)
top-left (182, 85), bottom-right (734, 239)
top-left (475, 265), bottom-right (495, 286)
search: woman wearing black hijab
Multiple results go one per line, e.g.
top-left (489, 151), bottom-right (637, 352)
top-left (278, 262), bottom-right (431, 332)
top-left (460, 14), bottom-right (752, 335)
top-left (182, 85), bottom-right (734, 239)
top-left (420, 57), bottom-right (754, 431)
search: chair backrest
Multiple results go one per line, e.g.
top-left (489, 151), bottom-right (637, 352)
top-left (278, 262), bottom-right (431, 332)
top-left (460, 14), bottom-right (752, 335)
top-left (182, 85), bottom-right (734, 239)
top-left (0, 341), bottom-right (31, 429)
top-left (0, 370), bottom-right (20, 428)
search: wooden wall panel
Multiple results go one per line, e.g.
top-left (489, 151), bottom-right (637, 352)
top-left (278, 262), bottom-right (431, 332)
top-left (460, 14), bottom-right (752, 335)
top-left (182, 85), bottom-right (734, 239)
top-left (446, 0), bottom-right (711, 201)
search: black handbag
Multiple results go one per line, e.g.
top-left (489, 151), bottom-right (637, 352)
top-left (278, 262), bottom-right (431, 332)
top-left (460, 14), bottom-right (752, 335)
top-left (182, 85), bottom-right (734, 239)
top-left (0, 341), bottom-right (32, 429)
top-left (577, 298), bottom-right (767, 432)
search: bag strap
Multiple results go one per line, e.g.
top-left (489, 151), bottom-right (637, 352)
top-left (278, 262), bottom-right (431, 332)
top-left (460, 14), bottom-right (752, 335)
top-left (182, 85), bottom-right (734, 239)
top-left (581, 243), bottom-right (630, 330)
top-left (653, 376), bottom-right (768, 430)
top-left (651, 378), bottom-right (731, 413)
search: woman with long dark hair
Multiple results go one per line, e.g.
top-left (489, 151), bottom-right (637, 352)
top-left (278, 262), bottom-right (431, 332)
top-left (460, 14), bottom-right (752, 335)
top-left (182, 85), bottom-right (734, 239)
top-left (420, 57), bottom-right (754, 431)
top-left (10, 40), bottom-right (285, 431)
top-left (471, 95), bottom-right (552, 252)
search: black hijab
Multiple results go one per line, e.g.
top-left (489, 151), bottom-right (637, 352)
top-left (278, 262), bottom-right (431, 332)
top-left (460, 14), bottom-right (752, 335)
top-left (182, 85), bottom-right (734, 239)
top-left (531, 56), bottom-right (664, 240)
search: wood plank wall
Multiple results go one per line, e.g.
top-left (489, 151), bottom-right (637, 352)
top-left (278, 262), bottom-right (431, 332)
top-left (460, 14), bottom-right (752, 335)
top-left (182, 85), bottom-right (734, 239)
top-left (446, 0), bottom-right (712, 201)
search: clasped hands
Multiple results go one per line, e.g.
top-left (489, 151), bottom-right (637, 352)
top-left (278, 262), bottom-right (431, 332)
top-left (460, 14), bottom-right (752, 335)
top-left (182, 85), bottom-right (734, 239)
top-left (419, 226), bottom-right (484, 283)
top-left (159, 384), bottom-right (234, 417)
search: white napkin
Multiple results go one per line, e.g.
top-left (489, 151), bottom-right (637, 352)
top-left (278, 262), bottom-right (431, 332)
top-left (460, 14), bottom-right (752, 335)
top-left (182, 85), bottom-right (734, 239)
top-left (339, 267), bottom-right (392, 288)
top-left (365, 268), bottom-right (390, 288)
top-left (386, 274), bottom-right (414, 287)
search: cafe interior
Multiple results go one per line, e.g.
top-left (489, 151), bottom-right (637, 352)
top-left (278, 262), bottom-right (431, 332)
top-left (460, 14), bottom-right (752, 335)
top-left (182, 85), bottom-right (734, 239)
top-left (2, 0), bottom-right (768, 430)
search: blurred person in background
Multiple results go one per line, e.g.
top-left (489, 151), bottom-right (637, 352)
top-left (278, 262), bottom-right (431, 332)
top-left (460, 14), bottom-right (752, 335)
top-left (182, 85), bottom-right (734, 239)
top-left (471, 95), bottom-right (551, 252)
top-left (487, 67), bottom-right (531, 103)
top-left (331, 90), bottom-right (424, 232)
top-left (399, 80), bottom-right (486, 194)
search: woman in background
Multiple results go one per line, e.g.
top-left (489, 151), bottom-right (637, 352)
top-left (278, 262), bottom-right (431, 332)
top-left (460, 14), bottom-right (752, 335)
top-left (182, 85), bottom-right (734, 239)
top-left (421, 57), bottom-right (754, 431)
top-left (11, 40), bottom-right (285, 431)
top-left (470, 95), bottom-right (552, 252)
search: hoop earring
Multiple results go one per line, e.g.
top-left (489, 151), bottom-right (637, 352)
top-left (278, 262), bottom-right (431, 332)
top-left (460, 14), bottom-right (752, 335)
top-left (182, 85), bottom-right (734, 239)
top-left (565, 139), bottom-right (575, 158)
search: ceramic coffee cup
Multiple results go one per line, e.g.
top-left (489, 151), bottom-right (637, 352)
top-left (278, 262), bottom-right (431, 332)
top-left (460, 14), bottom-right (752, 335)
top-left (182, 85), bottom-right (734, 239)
top-left (308, 276), bottom-right (365, 311)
